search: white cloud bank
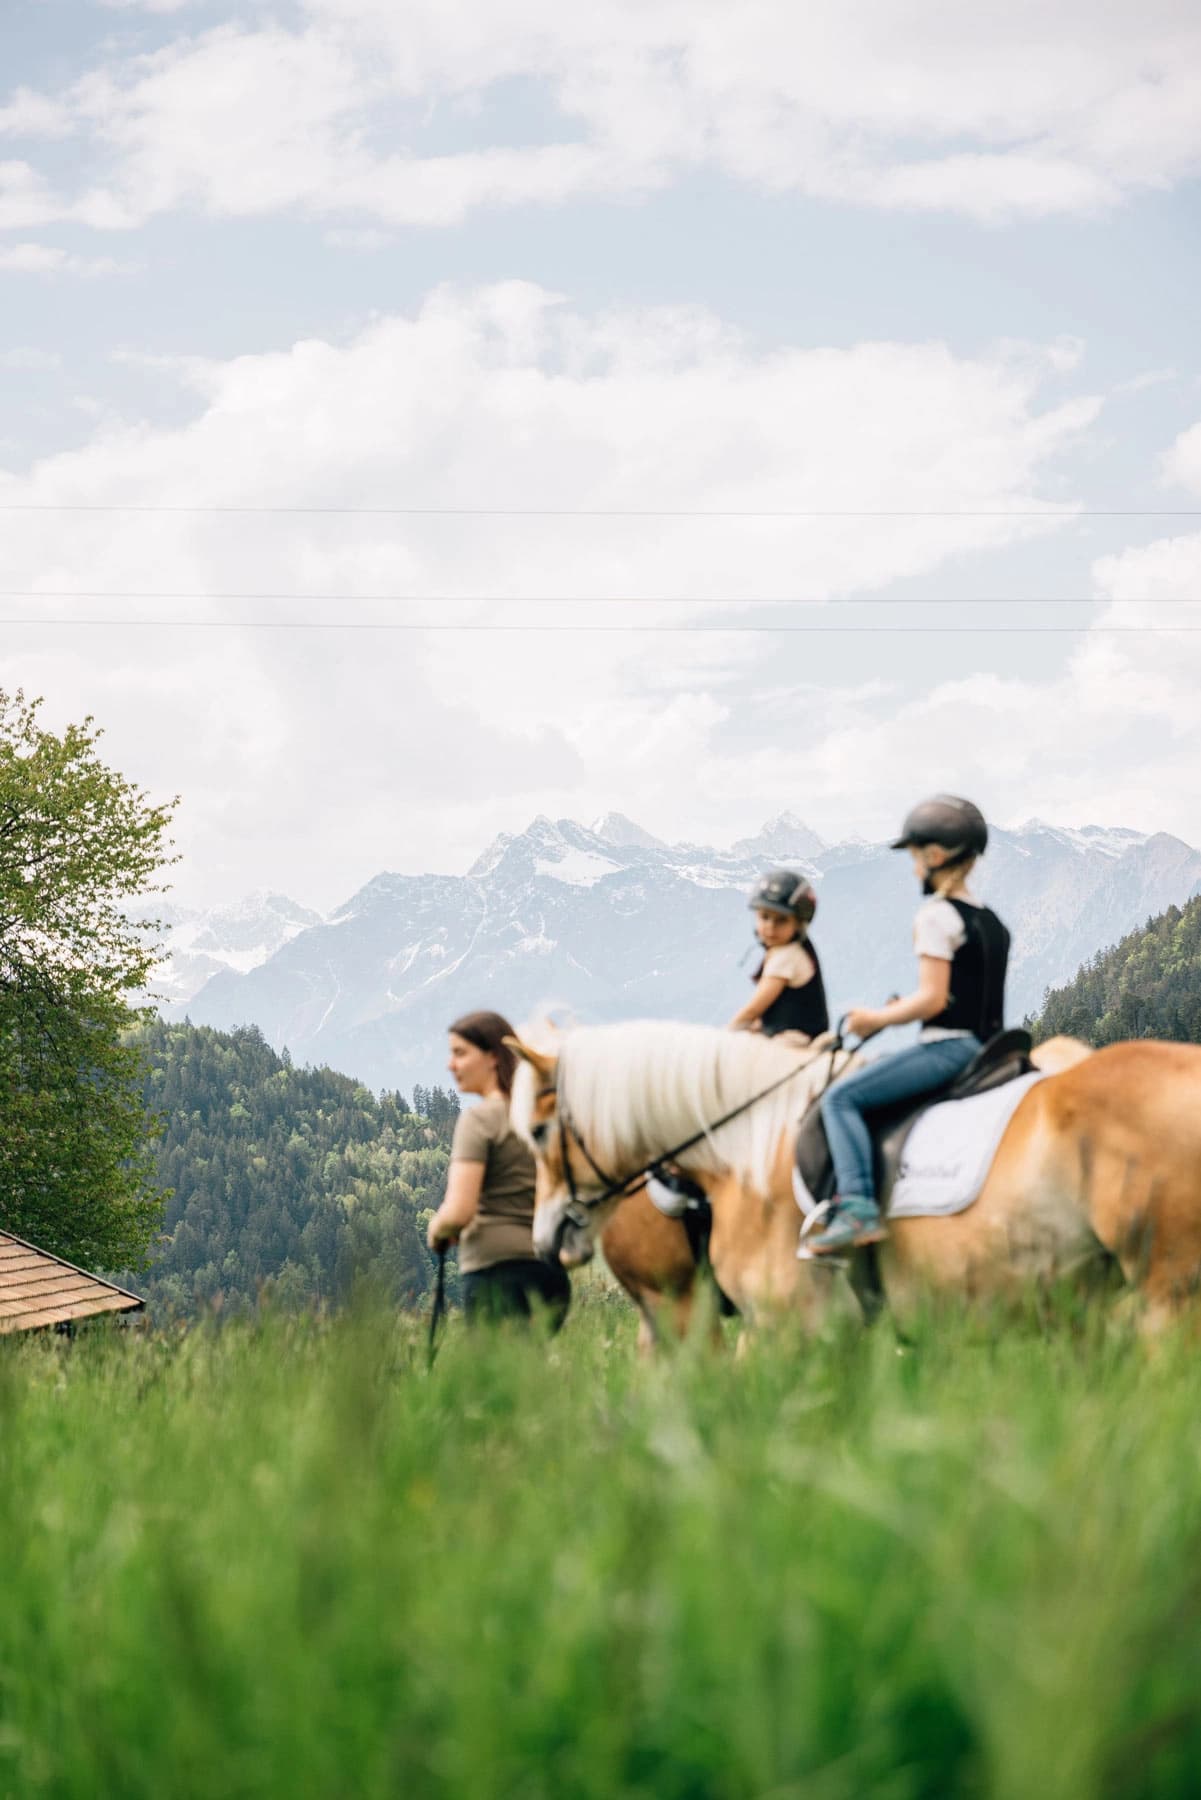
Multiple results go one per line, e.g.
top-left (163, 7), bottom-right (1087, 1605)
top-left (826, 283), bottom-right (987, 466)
top-left (0, 282), bottom-right (1120, 903)
top-left (4, 0), bottom-right (1201, 232)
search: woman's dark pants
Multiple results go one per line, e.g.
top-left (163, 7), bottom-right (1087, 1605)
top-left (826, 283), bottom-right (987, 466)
top-left (462, 1258), bottom-right (571, 1331)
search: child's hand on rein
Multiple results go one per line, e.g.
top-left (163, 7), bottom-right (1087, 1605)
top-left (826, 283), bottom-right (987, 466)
top-left (845, 1007), bottom-right (885, 1040)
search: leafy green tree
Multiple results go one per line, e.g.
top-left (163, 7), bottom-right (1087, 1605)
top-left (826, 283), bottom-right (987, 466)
top-left (0, 688), bottom-right (176, 1267)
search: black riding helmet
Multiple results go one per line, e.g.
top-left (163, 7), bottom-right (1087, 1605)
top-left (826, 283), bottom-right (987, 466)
top-left (891, 794), bottom-right (988, 859)
top-left (748, 867), bottom-right (817, 926)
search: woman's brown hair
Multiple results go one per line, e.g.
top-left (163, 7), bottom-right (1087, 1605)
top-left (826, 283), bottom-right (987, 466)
top-left (448, 1010), bottom-right (520, 1096)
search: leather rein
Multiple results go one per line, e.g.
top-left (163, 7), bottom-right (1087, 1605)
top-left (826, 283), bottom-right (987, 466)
top-left (538, 1029), bottom-right (847, 1234)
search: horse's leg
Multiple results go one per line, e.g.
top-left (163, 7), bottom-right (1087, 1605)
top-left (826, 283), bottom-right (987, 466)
top-left (599, 1186), bottom-right (699, 1351)
top-left (634, 1297), bottom-right (662, 1357)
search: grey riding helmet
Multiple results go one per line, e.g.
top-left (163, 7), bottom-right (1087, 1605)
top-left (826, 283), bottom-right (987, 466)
top-left (748, 867), bottom-right (817, 925)
top-left (891, 795), bottom-right (988, 859)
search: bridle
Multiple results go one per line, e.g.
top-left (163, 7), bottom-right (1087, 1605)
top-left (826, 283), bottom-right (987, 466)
top-left (533, 1026), bottom-right (850, 1239)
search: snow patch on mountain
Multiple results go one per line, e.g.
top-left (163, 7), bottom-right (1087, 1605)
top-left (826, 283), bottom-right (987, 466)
top-left (591, 812), bottom-right (668, 851)
top-left (1017, 820), bottom-right (1148, 859)
top-left (675, 864), bottom-right (750, 890)
top-left (140, 890), bottom-right (324, 1004)
top-left (535, 849), bottom-right (621, 886)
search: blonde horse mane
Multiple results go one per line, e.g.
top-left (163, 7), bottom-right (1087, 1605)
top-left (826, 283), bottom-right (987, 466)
top-left (511, 1019), bottom-right (839, 1193)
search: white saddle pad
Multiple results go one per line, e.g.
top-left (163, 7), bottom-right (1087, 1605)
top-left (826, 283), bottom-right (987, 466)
top-left (793, 1071), bottom-right (1046, 1221)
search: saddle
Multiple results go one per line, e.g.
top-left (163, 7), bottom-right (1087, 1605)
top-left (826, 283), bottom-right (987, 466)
top-left (794, 1028), bottom-right (1034, 1215)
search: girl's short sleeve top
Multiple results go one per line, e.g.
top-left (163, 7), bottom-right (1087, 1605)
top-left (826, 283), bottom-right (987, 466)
top-left (761, 942), bottom-right (815, 987)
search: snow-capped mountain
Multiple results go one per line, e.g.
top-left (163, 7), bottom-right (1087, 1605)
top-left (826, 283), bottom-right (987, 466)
top-left (166, 815), bottom-right (1201, 1092)
top-left (731, 811), bottom-right (827, 864)
top-left (590, 812), bottom-right (668, 851)
top-left (140, 891), bottom-right (324, 1004)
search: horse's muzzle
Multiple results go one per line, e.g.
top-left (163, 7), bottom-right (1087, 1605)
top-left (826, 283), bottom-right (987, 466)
top-left (536, 1204), bottom-right (595, 1269)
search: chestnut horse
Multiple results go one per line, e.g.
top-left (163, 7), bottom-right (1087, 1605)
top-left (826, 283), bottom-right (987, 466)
top-left (508, 1018), bottom-right (720, 1349)
top-left (509, 1021), bottom-right (1201, 1336)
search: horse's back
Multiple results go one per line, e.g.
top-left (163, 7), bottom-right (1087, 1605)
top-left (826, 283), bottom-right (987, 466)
top-left (1039, 1037), bottom-right (1201, 1123)
top-left (1030, 1034), bottom-right (1092, 1072)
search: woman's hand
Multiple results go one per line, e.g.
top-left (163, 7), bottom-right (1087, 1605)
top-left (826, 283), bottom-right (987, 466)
top-left (845, 1006), bottom-right (886, 1040)
top-left (426, 1213), bottom-right (458, 1252)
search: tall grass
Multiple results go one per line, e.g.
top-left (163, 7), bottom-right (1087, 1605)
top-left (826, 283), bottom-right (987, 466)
top-left (2, 1293), bottom-right (1200, 1799)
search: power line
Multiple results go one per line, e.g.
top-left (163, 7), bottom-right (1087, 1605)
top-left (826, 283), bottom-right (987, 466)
top-left (0, 503), bottom-right (1199, 519)
top-left (2, 618), bottom-right (1200, 634)
top-left (1, 591), bottom-right (1198, 605)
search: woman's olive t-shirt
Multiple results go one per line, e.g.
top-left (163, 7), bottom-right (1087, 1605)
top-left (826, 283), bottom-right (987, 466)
top-left (451, 1095), bottom-right (538, 1274)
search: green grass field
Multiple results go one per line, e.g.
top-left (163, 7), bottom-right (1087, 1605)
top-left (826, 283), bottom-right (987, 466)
top-left (3, 1291), bottom-right (1200, 1799)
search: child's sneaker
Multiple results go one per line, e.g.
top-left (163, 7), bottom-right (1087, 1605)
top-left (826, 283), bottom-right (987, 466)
top-left (798, 1196), bottom-right (887, 1258)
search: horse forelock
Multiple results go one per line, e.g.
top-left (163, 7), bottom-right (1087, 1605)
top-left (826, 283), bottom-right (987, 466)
top-left (543, 1020), bottom-right (830, 1190)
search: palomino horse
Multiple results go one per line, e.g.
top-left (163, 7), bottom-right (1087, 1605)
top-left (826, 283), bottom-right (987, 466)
top-left (508, 1021), bottom-right (1201, 1336)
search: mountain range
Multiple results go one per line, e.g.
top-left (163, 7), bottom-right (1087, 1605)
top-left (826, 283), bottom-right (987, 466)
top-left (156, 812), bottom-right (1201, 1092)
top-left (140, 892), bottom-right (324, 1006)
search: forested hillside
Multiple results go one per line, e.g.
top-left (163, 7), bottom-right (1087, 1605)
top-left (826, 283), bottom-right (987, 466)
top-left (130, 1021), bottom-right (459, 1317)
top-left (1030, 896), bottom-right (1201, 1046)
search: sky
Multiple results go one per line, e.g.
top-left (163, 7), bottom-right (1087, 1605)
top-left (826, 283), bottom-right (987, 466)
top-left (3, 0), bottom-right (1201, 911)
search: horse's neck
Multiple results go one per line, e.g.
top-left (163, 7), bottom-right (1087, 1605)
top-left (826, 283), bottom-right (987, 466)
top-left (673, 1039), bottom-right (855, 1185)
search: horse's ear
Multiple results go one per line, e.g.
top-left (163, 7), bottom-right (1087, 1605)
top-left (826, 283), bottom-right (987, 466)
top-left (503, 1036), bottom-right (556, 1081)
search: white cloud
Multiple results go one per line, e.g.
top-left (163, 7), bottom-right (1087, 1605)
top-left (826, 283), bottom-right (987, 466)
top-left (1161, 421), bottom-right (1201, 497)
top-left (0, 240), bottom-right (130, 275)
top-left (0, 88), bottom-right (73, 138)
top-left (714, 521), bottom-right (1201, 855)
top-left (0, 160), bottom-right (64, 230)
top-left (6, 1), bottom-right (1201, 232)
top-left (0, 347), bottom-right (62, 370)
top-left (0, 285), bottom-right (1102, 903)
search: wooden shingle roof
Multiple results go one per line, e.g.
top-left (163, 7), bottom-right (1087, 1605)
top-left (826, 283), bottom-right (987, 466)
top-left (0, 1230), bottom-right (144, 1334)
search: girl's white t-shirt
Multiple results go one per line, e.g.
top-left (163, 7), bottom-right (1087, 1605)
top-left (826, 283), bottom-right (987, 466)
top-left (761, 941), bottom-right (815, 987)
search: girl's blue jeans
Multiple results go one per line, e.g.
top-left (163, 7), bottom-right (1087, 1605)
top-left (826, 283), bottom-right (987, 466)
top-left (818, 1035), bottom-right (981, 1207)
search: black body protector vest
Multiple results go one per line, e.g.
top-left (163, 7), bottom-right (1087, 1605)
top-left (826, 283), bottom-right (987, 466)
top-left (928, 899), bottom-right (1010, 1039)
top-left (756, 939), bottom-right (830, 1040)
